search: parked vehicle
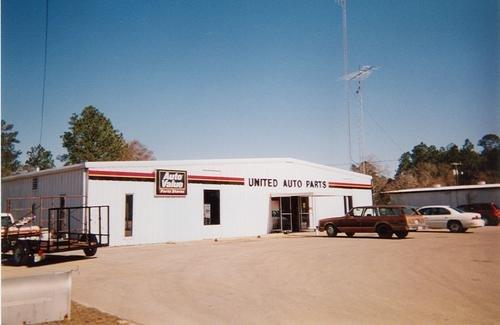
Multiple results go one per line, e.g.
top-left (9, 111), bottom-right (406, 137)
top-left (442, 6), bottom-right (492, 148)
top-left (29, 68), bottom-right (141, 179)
top-left (456, 203), bottom-right (499, 226)
top-left (1, 206), bottom-right (109, 266)
top-left (417, 206), bottom-right (484, 233)
top-left (317, 205), bottom-right (425, 239)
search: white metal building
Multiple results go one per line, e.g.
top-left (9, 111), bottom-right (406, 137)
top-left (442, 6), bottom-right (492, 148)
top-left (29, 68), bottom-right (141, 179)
top-left (383, 184), bottom-right (500, 207)
top-left (1, 158), bottom-right (372, 246)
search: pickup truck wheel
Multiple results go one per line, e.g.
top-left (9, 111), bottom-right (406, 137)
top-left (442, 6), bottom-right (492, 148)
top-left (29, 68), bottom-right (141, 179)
top-left (395, 231), bottom-right (408, 239)
top-left (447, 221), bottom-right (463, 233)
top-left (377, 224), bottom-right (393, 239)
top-left (345, 232), bottom-right (355, 238)
top-left (12, 242), bottom-right (29, 266)
top-left (325, 225), bottom-right (337, 237)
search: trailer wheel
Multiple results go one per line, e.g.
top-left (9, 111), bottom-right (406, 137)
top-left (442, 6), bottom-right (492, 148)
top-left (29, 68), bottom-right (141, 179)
top-left (82, 234), bottom-right (98, 257)
top-left (12, 242), bottom-right (29, 266)
top-left (83, 247), bottom-right (97, 256)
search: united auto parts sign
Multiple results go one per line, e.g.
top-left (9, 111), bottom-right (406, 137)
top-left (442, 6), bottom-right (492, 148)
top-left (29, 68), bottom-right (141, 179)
top-left (155, 170), bottom-right (187, 196)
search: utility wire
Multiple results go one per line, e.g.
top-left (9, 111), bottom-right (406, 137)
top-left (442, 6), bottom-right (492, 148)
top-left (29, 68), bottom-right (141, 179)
top-left (39, 0), bottom-right (49, 146)
top-left (364, 109), bottom-right (406, 152)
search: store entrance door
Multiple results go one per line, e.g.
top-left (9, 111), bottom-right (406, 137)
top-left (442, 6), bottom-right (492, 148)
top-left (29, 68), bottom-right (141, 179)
top-left (271, 196), bottom-right (310, 232)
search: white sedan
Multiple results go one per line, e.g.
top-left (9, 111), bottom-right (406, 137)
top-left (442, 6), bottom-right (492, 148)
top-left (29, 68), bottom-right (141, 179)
top-left (417, 206), bottom-right (484, 233)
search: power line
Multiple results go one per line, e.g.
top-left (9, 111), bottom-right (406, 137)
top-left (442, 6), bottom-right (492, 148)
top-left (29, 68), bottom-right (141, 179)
top-left (364, 109), bottom-right (405, 152)
top-left (39, 0), bottom-right (49, 146)
top-left (330, 158), bottom-right (400, 167)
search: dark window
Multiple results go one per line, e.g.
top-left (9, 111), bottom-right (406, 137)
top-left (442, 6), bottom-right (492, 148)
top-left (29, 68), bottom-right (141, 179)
top-left (419, 208), bottom-right (431, 215)
top-left (343, 196), bottom-right (353, 214)
top-left (125, 194), bottom-right (133, 236)
top-left (1, 216), bottom-right (13, 227)
top-left (204, 190), bottom-right (220, 225)
top-left (32, 177), bottom-right (38, 190)
top-left (379, 208), bottom-right (394, 216)
top-left (436, 208), bottom-right (450, 215)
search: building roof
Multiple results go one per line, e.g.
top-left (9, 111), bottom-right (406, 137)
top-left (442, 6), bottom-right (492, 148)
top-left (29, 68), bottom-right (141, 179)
top-left (2, 158), bottom-right (371, 182)
top-left (1, 163), bottom-right (86, 182)
top-left (383, 183), bottom-right (500, 195)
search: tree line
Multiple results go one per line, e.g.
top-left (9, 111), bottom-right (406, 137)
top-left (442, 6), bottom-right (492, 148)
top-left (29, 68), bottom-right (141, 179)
top-left (2, 106), bottom-right (155, 176)
top-left (352, 134), bottom-right (499, 203)
top-left (2, 105), bottom-right (499, 198)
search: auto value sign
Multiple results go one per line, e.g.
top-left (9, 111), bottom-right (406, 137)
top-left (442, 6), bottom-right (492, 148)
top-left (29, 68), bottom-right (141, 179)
top-left (155, 170), bottom-right (187, 196)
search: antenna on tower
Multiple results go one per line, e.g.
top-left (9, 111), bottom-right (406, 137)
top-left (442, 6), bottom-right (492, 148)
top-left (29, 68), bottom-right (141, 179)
top-left (341, 65), bottom-right (380, 173)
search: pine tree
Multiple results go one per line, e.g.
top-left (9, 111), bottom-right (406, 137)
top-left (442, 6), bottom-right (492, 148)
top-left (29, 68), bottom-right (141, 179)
top-left (25, 144), bottom-right (55, 170)
top-left (60, 106), bottom-right (127, 165)
top-left (1, 119), bottom-right (22, 176)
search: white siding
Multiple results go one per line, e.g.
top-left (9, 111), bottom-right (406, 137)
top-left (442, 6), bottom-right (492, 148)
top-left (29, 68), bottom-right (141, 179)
top-left (85, 158), bottom-right (372, 246)
top-left (2, 159), bottom-right (373, 246)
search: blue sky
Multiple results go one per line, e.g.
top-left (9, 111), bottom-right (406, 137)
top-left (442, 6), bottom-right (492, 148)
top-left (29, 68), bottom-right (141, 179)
top-left (2, 0), bottom-right (498, 176)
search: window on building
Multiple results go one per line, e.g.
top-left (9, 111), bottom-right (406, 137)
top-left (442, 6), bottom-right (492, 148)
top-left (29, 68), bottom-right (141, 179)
top-left (32, 177), bottom-right (38, 190)
top-left (204, 190), bottom-right (220, 225)
top-left (125, 194), bottom-right (133, 237)
top-left (343, 196), bottom-right (353, 214)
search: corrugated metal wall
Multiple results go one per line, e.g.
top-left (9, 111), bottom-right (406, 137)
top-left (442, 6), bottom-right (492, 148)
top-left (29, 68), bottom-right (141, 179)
top-left (389, 188), bottom-right (500, 207)
top-left (1, 168), bottom-right (85, 226)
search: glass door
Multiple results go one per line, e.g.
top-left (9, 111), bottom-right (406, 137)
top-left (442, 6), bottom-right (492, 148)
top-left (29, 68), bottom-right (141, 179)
top-left (299, 197), bottom-right (310, 230)
top-left (271, 198), bottom-right (281, 231)
top-left (280, 197), bottom-right (292, 232)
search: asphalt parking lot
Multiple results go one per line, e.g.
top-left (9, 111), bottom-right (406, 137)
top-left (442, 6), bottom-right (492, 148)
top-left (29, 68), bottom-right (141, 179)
top-left (2, 227), bottom-right (499, 324)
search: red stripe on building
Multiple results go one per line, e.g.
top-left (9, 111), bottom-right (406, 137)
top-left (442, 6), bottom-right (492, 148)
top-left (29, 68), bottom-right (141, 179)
top-left (88, 169), bottom-right (244, 185)
top-left (88, 170), bottom-right (154, 179)
top-left (329, 181), bottom-right (372, 189)
top-left (188, 175), bottom-right (245, 184)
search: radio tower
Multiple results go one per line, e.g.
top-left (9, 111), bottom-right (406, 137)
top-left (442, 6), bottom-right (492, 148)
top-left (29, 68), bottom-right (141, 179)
top-left (337, 0), bottom-right (353, 164)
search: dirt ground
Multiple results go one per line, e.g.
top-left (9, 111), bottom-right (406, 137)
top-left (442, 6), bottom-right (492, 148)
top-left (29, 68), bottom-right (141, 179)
top-left (3, 227), bottom-right (499, 324)
top-left (41, 301), bottom-right (134, 324)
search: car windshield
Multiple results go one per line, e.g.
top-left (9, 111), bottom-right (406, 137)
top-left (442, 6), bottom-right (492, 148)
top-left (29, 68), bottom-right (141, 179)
top-left (452, 207), bottom-right (465, 213)
top-left (1, 216), bottom-right (13, 227)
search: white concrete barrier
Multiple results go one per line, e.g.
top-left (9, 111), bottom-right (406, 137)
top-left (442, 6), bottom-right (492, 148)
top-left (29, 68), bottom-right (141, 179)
top-left (2, 271), bottom-right (72, 324)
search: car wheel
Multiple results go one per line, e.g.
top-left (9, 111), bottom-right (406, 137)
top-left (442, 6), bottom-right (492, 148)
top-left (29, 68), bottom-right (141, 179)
top-left (377, 224), bottom-right (393, 239)
top-left (395, 231), bottom-right (408, 239)
top-left (345, 232), bottom-right (355, 238)
top-left (447, 221), bottom-right (463, 233)
top-left (325, 224), bottom-right (337, 237)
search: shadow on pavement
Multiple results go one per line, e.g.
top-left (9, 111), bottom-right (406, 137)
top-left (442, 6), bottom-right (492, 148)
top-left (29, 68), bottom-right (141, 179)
top-left (2, 254), bottom-right (95, 267)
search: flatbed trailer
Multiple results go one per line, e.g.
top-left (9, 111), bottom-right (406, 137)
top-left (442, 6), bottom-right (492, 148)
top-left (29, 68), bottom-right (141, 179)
top-left (1, 206), bottom-right (109, 266)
